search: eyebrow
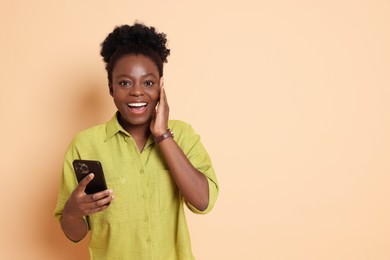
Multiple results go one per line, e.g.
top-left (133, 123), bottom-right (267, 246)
top-left (115, 72), bottom-right (158, 79)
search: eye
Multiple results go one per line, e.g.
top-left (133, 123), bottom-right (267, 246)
top-left (144, 80), bottom-right (154, 87)
top-left (119, 80), bottom-right (131, 87)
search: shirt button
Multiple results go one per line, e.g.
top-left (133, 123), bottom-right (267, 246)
top-left (140, 194), bottom-right (146, 199)
top-left (146, 237), bottom-right (151, 243)
top-left (139, 169), bottom-right (144, 174)
top-left (144, 217), bottom-right (148, 222)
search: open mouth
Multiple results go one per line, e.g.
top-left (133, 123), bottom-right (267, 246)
top-left (127, 102), bottom-right (148, 113)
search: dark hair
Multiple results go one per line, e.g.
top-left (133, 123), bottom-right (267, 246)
top-left (100, 23), bottom-right (170, 86)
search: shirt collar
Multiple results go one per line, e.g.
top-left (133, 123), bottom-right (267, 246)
top-left (105, 112), bottom-right (155, 148)
top-left (105, 112), bottom-right (130, 142)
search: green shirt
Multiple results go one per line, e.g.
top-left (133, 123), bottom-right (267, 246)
top-left (54, 113), bottom-right (219, 260)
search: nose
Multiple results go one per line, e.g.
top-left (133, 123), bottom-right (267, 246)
top-left (129, 82), bottom-right (144, 96)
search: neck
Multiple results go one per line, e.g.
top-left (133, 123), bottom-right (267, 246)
top-left (118, 115), bottom-right (150, 151)
top-left (128, 126), bottom-right (150, 140)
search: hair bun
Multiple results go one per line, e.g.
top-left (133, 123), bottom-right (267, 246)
top-left (100, 23), bottom-right (170, 64)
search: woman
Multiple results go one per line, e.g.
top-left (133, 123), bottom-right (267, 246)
top-left (54, 22), bottom-right (219, 259)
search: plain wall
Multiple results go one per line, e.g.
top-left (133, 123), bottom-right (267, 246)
top-left (1, 0), bottom-right (390, 259)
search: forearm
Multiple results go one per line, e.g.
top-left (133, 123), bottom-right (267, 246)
top-left (60, 212), bottom-right (88, 242)
top-left (58, 175), bottom-right (114, 242)
top-left (157, 137), bottom-right (209, 211)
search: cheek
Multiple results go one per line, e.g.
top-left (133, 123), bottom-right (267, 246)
top-left (111, 87), bottom-right (126, 99)
top-left (147, 88), bottom-right (160, 102)
top-left (111, 91), bottom-right (126, 108)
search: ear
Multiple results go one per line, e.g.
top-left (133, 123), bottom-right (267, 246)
top-left (109, 85), bottom-right (113, 96)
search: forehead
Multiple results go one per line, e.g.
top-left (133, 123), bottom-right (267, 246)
top-left (113, 54), bottom-right (159, 76)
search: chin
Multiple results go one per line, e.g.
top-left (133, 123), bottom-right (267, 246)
top-left (121, 114), bottom-right (151, 128)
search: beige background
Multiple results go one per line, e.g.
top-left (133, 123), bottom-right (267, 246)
top-left (1, 0), bottom-right (390, 259)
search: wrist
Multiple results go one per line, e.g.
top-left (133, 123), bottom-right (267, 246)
top-left (154, 129), bottom-right (174, 143)
top-left (63, 203), bottom-right (81, 221)
top-left (153, 130), bottom-right (167, 136)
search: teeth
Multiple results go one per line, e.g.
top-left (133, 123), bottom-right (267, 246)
top-left (128, 102), bottom-right (147, 107)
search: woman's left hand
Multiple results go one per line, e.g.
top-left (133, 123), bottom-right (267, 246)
top-left (150, 78), bottom-right (169, 136)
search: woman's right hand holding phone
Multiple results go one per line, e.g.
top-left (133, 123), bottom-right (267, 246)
top-left (61, 173), bottom-right (114, 242)
top-left (64, 173), bottom-right (114, 218)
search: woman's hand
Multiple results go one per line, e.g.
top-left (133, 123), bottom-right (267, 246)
top-left (63, 173), bottom-right (114, 219)
top-left (150, 78), bottom-right (170, 136)
top-left (61, 173), bottom-right (114, 242)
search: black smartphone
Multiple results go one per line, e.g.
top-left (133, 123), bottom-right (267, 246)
top-left (72, 159), bottom-right (108, 194)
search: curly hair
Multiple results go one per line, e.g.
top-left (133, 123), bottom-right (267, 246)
top-left (100, 23), bottom-right (170, 85)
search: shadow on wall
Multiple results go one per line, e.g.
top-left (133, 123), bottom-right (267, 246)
top-left (67, 80), bottom-right (113, 132)
top-left (42, 176), bottom-right (90, 260)
top-left (37, 79), bottom-right (111, 259)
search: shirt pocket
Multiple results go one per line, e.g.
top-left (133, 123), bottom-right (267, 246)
top-left (158, 170), bottom-right (179, 211)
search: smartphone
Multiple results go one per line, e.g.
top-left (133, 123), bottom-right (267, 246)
top-left (72, 159), bottom-right (108, 195)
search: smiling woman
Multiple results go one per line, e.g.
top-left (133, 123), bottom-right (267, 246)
top-left (53, 22), bottom-right (219, 260)
top-left (111, 55), bottom-right (161, 138)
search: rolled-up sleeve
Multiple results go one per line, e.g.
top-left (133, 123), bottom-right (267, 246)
top-left (171, 121), bottom-right (219, 214)
top-left (54, 138), bottom-right (89, 234)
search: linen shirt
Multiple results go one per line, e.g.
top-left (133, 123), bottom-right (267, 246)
top-left (54, 113), bottom-right (219, 260)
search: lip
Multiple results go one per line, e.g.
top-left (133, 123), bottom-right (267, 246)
top-left (126, 102), bottom-right (148, 114)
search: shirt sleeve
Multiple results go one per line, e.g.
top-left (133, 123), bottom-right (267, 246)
top-left (54, 138), bottom-right (90, 238)
top-left (171, 121), bottom-right (219, 215)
